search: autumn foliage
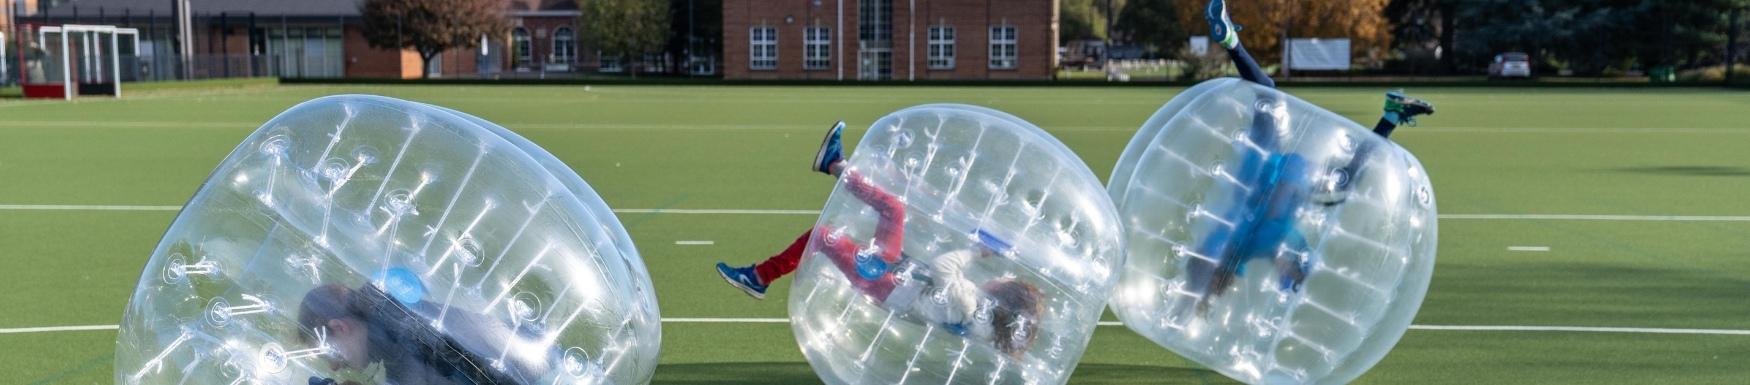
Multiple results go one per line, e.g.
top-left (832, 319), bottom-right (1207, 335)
top-left (1167, 0), bottom-right (1392, 64)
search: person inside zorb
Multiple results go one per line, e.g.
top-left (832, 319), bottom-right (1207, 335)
top-left (294, 270), bottom-right (582, 385)
top-left (713, 122), bottom-right (1047, 358)
top-left (1183, 0), bottom-right (1439, 312)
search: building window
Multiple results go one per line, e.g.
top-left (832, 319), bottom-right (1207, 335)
top-left (599, 52), bottom-right (624, 73)
top-left (989, 25), bottom-right (1017, 69)
top-left (643, 52), bottom-right (668, 73)
top-left (552, 27), bottom-right (576, 64)
top-left (804, 26), bottom-right (831, 70)
top-left (512, 27), bottom-right (532, 67)
top-left (750, 26), bottom-right (778, 70)
top-left (927, 26), bottom-right (955, 70)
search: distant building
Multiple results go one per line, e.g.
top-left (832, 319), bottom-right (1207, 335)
top-left (20, 0), bottom-right (621, 79)
top-left (721, 0), bottom-right (1058, 81)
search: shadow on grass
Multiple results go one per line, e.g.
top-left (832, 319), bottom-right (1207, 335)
top-left (1609, 165), bottom-right (1750, 177)
top-left (653, 362), bottom-right (1236, 385)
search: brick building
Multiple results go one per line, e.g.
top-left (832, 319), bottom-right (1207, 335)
top-left (722, 0), bottom-right (1057, 81)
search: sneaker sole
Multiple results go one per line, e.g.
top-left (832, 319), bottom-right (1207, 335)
top-left (812, 121), bottom-right (845, 172)
top-left (718, 267), bottom-right (767, 300)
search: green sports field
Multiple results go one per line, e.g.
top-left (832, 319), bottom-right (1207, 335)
top-left (2, 82), bottom-right (1748, 384)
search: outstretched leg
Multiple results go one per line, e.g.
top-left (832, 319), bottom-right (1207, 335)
top-left (1328, 91), bottom-right (1436, 199)
top-left (811, 169), bottom-right (906, 301)
top-left (1209, 0), bottom-right (1275, 88)
top-left (716, 121), bottom-right (854, 299)
top-left (718, 169), bottom-right (904, 300)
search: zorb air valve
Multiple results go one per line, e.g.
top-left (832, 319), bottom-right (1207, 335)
top-left (116, 95), bottom-right (661, 385)
top-left (788, 104), bottom-right (1125, 385)
top-left (1106, 79), bottom-right (1438, 385)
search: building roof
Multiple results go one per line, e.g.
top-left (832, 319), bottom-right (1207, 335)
top-left (42, 0), bottom-right (365, 18)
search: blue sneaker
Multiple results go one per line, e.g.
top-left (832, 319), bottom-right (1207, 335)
top-left (1206, 0), bottom-right (1241, 50)
top-left (716, 262), bottom-right (768, 300)
top-left (813, 121), bottom-right (846, 175)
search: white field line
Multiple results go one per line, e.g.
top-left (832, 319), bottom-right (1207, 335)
top-left (674, 240), bottom-right (716, 246)
top-left (4, 120), bottom-right (1748, 134)
top-left (0, 204), bottom-right (183, 211)
top-left (10, 204), bottom-right (1750, 223)
top-left (1508, 246), bottom-right (1552, 252)
top-left (1441, 213), bottom-right (1750, 222)
top-left (9, 320), bottom-right (1750, 336)
top-left (0, 325), bottom-right (119, 334)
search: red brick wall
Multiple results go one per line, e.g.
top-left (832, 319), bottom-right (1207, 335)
top-left (724, 0), bottom-right (850, 80)
top-left (724, 0), bottom-right (1055, 81)
top-left (910, 0), bottom-right (1057, 80)
top-left (343, 25), bottom-right (420, 79)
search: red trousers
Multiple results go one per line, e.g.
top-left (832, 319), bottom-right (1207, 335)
top-left (754, 171), bottom-right (905, 300)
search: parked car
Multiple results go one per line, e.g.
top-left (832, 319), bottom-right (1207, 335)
top-left (1489, 52), bottom-right (1532, 79)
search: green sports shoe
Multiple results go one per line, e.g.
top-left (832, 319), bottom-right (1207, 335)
top-left (1384, 90), bottom-right (1435, 126)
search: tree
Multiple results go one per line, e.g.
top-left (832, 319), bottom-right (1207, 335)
top-left (1443, 0), bottom-right (1744, 75)
top-left (584, 0), bottom-right (671, 76)
top-left (1167, 0), bottom-right (1393, 66)
top-left (360, 0), bottom-right (508, 79)
top-left (1062, 0), bottom-right (1111, 41)
top-left (1384, 0), bottom-right (1452, 73)
top-left (1114, 0), bottom-right (1188, 57)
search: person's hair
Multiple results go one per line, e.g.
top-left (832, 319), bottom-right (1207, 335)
top-left (297, 284), bottom-right (365, 346)
top-left (983, 278), bottom-right (1045, 359)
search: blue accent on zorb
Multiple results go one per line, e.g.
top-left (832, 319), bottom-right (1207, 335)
top-left (373, 267), bottom-right (427, 305)
top-left (974, 228), bottom-right (1014, 256)
top-left (854, 253), bottom-right (888, 281)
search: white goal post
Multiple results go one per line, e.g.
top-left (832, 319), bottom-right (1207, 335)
top-left (37, 24), bottom-right (140, 100)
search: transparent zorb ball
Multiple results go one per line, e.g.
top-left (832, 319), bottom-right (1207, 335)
top-left (1106, 79), bottom-right (1438, 384)
top-left (788, 104), bottom-right (1125, 385)
top-left (116, 95), bottom-right (660, 385)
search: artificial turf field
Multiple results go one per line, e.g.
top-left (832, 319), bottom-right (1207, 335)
top-left (2, 82), bottom-right (1749, 384)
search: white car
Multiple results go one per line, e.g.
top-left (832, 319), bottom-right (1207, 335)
top-left (1490, 52), bottom-right (1532, 79)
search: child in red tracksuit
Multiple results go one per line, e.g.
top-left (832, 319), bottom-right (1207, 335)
top-left (715, 121), bottom-right (1045, 358)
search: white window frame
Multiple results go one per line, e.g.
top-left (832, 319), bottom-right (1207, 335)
top-left (551, 27), bottom-right (576, 65)
top-left (750, 26), bottom-right (778, 70)
top-left (804, 26), bottom-right (831, 70)
top-left (927, 25), bottom-right (955, 70)
top-left (988, 25), bottom-right (1017, 70)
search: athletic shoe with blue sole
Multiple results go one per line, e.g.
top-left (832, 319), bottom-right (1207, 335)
top-left (814, 121), bottom-right (846, 175)
top-left (1207, 0), bottom-right (1241, 50)
top-left (716, 262), bottom-right (768, 300)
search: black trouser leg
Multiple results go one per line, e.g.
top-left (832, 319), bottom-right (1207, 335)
top-left (1372, 117), bottom-right (1399, 138)
top-left (1227, 44), bottom-right (1275, 88)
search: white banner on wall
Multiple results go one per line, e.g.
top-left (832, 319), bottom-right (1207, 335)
top-left (1288, 38), bottom-right (1351, 70)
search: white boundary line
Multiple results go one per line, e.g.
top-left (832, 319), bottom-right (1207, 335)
top-left (5, 120), bottom-right (1748, 134)
top-left (10, 204), bottom-right (1750, 222)
top-left (8, 320), bottom-right (1750, 336)
top-left (1507, 246), bottom-right (1551, 252)
top-left (0, 204), bottom-right (183, 211)
top-left (0, 325), bottom-right (119, 334)
top-left (1441, 213), bottom-right (1750, 222)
